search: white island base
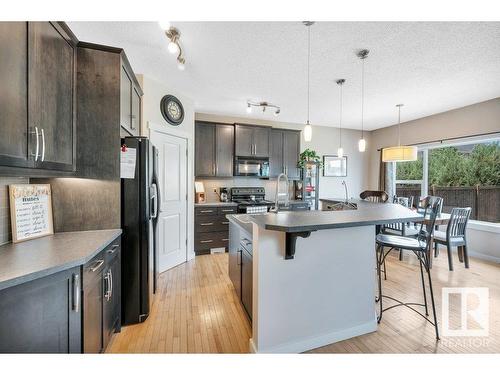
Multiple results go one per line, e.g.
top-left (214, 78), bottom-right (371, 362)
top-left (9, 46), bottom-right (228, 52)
top-left (250, 223), bottom-right (378, 353)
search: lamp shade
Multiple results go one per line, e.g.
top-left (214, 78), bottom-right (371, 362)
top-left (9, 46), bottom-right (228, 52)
top-left (382, 146), bottom-right (418, 162)
top-left (304, 124), bottom-right (312, 142)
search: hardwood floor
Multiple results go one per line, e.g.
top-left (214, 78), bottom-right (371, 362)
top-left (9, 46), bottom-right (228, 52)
top-left (107, 251), bottom-right (500, 354)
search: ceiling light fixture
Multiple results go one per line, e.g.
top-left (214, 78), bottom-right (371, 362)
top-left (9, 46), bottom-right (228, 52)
top-left (246, 101), bottom-right (280, 116)
top-left (165, 26), bottom-right (186, 71)
top-left (336, 79), bottom-right (345, 158)
top-left (303, 21), bottom-right (315, 142)
top-left (382, 104), bottom-right (418, 162)
top-left (357, 49), bottom-right (369, 153)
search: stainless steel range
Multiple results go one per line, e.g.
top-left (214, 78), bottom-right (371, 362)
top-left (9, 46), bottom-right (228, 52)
top-left (230, 187), bottom-right (274, 214)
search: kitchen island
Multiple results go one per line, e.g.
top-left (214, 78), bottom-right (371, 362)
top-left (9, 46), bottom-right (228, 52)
top-left (227, 203), bottom-right (422, 353)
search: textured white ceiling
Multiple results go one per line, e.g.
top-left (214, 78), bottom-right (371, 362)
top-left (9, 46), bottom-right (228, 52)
top-left (68, 21), bottom-right (500, 130)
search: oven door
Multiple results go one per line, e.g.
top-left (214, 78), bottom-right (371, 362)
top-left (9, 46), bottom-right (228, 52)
top-left (235, 158), bottom-right (269, 177)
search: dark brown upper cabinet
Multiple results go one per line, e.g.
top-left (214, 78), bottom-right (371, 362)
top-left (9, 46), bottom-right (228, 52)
top-left (195, 121), bottom-right (234, 177)
top-left (0, 22), bottom-right (77, 175)
top-left (270, 129), bottom-right (301, 180)
top-left (235, 124), bottom-right (270, 158)
top-left (0, 22), bottom-right (29, 169)
top-left (76, 42), bottom-right (143, 180)
top-left (120, 61), bottom-right (142, 137)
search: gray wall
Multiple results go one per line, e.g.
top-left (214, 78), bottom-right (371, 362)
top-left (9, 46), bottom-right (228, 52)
top-left (0, 177), bottom-right (29, 245)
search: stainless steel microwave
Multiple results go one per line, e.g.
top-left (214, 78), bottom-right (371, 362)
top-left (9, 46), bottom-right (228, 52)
top-left (234, 157), bottom-right (270, 178)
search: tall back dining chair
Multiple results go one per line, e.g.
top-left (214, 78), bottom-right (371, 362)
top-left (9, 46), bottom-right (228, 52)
top-left (360, 190), bottom-right (389, 203)
top-left (433, 207), bottom-right (471, 271)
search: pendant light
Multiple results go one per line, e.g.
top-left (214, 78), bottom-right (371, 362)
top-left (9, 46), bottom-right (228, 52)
top-left (303, 21), bottom-right (314, 142)
top-left (382, 104), bottom-right (418, 162)
top-left (336, 79), bottom-right (345, 158)
top-left (357, 49), bottom-right (369, 152)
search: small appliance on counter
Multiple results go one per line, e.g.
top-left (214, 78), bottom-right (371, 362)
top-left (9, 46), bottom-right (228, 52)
top-left (195, 181), bottom-right (206, 203)
top-left (230, 187), bottom-right (274, 214)
top-left (219, 187), bottom-right (229, 202)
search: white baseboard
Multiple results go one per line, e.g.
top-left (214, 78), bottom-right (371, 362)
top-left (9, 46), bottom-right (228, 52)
top-left (468, 251), bottom-right (500, 264)
top-left (250, 319), bottom-right (377, 353)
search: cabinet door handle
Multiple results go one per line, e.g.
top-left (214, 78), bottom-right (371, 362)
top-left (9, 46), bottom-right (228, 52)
top-left (237, 249), bottom-right (242, 265)
top-left (200, 222), bottom-right (214, 226)
top-left (40, 128), bottom-right (45, 162)
top-left (104, 270), bottom-right (110, 301)
top-left (30, 126), bottom-right (40, 161)
top-left (90, 259), bottom-right (104, 272)
top-left (200, 210), bottom-right (214, 213)
top-left (107, 244), bottom-right (119, 254)
top-left (200, 239), bottom-right (213, 243)
top-left (109, 269), bottom-right (113, 299)
top-left (72, 273), bottom-right (80, 312)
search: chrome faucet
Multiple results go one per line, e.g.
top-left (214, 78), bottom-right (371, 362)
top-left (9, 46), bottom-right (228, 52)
top-left (271, 173), bottom-right (289, 213)
top-left (342, 180), bottom-right (349, 203)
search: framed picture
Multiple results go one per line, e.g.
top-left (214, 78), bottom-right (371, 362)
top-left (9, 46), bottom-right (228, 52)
top-left (9, 184), bottom-right (54, 243)
top-left (323, 155), bottom-right (347, 177)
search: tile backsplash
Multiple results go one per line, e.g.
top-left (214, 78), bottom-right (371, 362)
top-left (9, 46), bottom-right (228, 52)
top-left (0, 177), bottom-right (29, 245)
top-left (196, 178), bottom-right (294, 203)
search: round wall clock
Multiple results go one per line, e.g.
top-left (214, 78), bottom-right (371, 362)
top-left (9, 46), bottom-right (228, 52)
top-left (160, 95), bottom-right (184, 126)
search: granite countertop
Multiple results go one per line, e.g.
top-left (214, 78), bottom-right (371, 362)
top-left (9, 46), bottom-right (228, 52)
top-left (195, 201), bottom-right (238, 207)
top-left (0, 229), bottom-right (122, 291)
top-left (246, 203), bottom-right (423, 233)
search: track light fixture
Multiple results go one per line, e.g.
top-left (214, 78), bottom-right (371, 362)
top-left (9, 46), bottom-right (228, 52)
top-left (246, 101), bottom-right (281, 116)
top-left (164, 26), bottom-right (186, 70)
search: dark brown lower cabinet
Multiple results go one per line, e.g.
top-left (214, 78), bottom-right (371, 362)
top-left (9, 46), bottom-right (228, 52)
top-left (194, 206), bottom-right (236, 255)
top-left (0, 267), bottom-right (81, 353)
top-left (241, 247), bottom-right (253, 320)
top-left (83, 238), bottom-right (121, 353)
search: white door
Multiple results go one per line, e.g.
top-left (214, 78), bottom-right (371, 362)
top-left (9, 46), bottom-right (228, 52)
top-left (151, 130), bottom-right (188, 272)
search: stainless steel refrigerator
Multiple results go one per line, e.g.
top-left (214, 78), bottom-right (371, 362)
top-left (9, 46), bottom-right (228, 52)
top-left (120, 136), bottom-right (160, 325)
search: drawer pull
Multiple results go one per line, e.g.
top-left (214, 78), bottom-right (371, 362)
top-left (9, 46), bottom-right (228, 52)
top-left (200, 222), bottom-right (214, 226)
top-left (200, 210), bottom-right (214, 213)
top-left (221, 221), bottom-right (229, 225)
top-left (200, 240), bottom-right (213, 243)
top-left (222, 238), bottom-right (229, 241)
top-left (221, 209), bottom-right (235, 212)
top-left (89, 259), bottom-right (104, 272)
top-left (107, 244), bottom-right (119, 254)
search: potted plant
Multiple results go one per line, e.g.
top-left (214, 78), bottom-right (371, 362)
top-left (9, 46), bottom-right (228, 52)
top-left (298, 148), bottom-right (322, 169)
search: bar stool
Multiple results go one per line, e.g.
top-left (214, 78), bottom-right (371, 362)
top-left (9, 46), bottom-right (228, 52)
top-left (375, 196), bottom-right (442, 340)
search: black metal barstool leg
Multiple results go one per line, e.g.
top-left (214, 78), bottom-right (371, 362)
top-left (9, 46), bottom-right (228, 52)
top-left (425, 253), bottom-right (440, 340)
top-left (418, 252), bottom-right (429, 316)
top-left (376, 245), bottom-right (383, 323)
top-left (399, 248), bottom-right (403, 261)
top-left (383, 256), bottom-right (387, 280)
top-left (446, 243), bottom-right (454, 271)
top-left (434, 242), bottom-right (439, 257)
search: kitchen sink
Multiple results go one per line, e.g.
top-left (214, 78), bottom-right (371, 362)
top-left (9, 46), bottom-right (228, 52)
top-left (323, 201), bottom-right (358, 211)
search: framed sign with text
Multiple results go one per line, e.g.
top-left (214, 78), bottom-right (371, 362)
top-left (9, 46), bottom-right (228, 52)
top-left (9, 184), bottom-right (54, 243)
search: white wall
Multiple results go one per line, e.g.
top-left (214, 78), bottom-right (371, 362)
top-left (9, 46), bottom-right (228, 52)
top-left (138, 74), bottom-right (196, 260)
top-left (195, 113), bottom-right (372, 202)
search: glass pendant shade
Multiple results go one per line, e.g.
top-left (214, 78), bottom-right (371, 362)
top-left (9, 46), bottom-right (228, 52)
top-left (304, 124), bottom-right (312, 142)
top-left (337, 147), bottom-right (344, 158)
top-left (382, 145), bottom-right (417, 162)
top-left (358, 138), bottom-right (366, 152)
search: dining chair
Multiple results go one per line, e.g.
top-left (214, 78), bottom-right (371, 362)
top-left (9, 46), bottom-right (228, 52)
top-left (359, 190), bottom-right (389, 203)
top-left (433, 207), bottom-right (471, 271)
top-left (375, 196), bottom-right (442, 340)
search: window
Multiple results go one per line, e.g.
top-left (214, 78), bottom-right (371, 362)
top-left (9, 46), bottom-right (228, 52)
top-left (393, 138), bottom-right (499, 224)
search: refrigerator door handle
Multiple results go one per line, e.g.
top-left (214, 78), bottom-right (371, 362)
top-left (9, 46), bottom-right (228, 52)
top-left (150, 183), bottom-right (158, 219)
